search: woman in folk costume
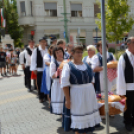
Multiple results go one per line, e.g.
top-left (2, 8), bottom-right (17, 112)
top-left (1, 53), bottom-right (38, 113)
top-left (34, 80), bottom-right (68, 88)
top-left (93, 41), bottom-right (116, 94)
top-left (41, 45), bottom-right (55, 106)
top-left (83, 45), bottom-right (100, 93)
top-left (61, 45), bottom-right (101, 134)
top-left (50, 47), bottom-right (64, 114)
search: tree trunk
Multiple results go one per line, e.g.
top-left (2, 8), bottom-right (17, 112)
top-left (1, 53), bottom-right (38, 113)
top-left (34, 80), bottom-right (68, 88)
top-left (115, 40), bottom-right (118, 60)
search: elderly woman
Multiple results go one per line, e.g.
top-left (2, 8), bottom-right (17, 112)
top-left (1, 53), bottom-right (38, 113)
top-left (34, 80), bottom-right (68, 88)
top-left (50, 46), bottom-right (64, 115)
top-left (93, 41), bottom-right (116, 94)
top-left (83, 45), bottom-right (101, 93)
top-left (61, 45), bottom-right (101, 134)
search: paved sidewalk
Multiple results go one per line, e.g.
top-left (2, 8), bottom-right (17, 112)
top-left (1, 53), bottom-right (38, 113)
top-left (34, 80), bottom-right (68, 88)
top-left (0, 68), bottom-right (134, 134)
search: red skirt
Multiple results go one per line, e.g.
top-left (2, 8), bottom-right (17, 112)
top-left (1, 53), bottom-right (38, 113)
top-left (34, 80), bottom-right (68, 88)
top-left (31, 71), bottom-right (37, 79)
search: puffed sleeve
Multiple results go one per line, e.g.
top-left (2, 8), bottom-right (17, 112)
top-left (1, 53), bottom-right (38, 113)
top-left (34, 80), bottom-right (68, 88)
top-left (91, 55), bottom-right (100, 70)
top-left (61, 63), bottom-right (71, 88)
top-left (50, 62), bottom-right (56, 78)
top-left (116, 55), bottom-right (126, 95)
top-left (44, 54), bottom-right (50, 63)
top-left (30, 48), bottom-right (37, 71)
top-left (92, 55), bottom-right (100, 69)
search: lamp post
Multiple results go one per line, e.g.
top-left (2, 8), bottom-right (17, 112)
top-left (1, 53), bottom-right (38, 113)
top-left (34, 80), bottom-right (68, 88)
top-left (95, 27), bottom-right (99, 44)
top-left (101, 0), bottom-right (109, 133)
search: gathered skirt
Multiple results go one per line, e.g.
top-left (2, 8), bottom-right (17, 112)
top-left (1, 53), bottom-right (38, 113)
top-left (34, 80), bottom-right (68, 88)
top-left (41, 67), bottom-right (51, 95)
top-left (50, 79), bottom-right (64, 115)
top-left (63, 83), bottom-right (101, 133)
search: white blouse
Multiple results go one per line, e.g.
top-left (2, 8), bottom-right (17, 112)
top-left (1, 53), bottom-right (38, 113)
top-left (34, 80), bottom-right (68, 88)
top-left (44, 54), bottom-right (51, 64)
top-left (30, 45), bottom-right (48, 72)
top-left (83, 55), bottom-right (99, 70)
top-left (92, 52), bottom-right (116, 69)
top-left (50, 61), bottom-right (62, 78)
top-left (61, 63), bottom-right (94, 88)
top-left (117, 49), bottom-right (134, 95)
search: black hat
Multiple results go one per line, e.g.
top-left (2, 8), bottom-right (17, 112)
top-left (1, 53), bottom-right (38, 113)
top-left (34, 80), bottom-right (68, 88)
top-left (39, 37), bottom-right (47, 42)
top-left (49, 35), bottom-right (57, 41)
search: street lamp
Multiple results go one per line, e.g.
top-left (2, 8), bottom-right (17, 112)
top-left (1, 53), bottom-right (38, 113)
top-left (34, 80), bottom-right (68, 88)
top-left (95, 27), bottom-right (99, 44)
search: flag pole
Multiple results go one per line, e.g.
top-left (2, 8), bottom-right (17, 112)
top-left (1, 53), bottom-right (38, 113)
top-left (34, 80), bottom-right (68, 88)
top-left (100, 0), bottom-right (109, 134)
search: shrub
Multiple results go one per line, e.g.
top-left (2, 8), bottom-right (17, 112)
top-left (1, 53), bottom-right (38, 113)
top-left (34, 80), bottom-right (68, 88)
top-left (109, 48), bottom-right (115, 54)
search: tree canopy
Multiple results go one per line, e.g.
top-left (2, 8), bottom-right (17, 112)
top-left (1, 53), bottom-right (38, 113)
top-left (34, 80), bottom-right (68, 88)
top-left (96, 0), bottom-right (134, 43)
top-left (0, 0), bottom-right (24, 47)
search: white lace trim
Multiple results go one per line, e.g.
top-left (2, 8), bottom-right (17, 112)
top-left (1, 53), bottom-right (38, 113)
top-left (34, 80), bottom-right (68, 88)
top-left (51, 103), bottom-right (63, 114)
top-left (71, 111), bottom-right (101, 129)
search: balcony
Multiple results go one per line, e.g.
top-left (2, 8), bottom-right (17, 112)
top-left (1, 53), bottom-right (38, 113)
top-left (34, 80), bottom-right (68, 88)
top-left (18, 16), bottom-right (35, 26)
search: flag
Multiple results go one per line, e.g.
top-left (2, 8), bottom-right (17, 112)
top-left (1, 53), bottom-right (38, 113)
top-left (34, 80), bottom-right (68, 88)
top-left (1, 8), bottom-right (6, 28)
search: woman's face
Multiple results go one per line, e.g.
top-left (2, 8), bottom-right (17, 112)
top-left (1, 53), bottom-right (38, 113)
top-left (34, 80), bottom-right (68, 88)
top-left (55, 50), bottom-right (63, 60)
top-left (73, 50), bottom-right (83, 61)
top-left (88, 49), bottom-right (95, 57)
top-left (99, 45), bottom-right (108, 54)
top-left (99, 46), bottom-right (102, 54)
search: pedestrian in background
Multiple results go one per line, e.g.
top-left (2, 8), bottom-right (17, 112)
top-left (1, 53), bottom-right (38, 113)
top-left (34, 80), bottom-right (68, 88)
top-left (19, 48), bottom-right (27, 87)
top-left (24, 40), bottom-right (34, 92)
top-left (9, 49), bottom-right (18, 75)
top-left (0, 47), bottom-right (7, 76)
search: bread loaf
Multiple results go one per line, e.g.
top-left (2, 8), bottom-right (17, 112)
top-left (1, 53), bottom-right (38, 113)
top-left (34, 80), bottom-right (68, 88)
top-left (107, 61), bottom-right (118, 69)
top-left (108, 95), bottom-right (121, 102)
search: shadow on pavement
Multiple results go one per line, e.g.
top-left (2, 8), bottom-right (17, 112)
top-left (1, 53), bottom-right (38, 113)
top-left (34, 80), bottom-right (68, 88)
top-left (57, 127), bottom-right (73, 134)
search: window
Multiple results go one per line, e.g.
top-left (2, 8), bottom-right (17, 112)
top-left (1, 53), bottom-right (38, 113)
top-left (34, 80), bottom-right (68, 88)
top-left (94, 4), bottom-right (100, 17)
top-left (71, 4), bottom-right (82, 17)
top-left (20, 1), bottom-right (26, 16)
top-left (44, 3), bottom-right (57, 17)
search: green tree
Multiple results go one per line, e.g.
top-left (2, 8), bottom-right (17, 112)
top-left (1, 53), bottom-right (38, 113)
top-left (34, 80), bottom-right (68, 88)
top-left (2, 0), bottom-right (24, 47)
top-left (96, 0), bottom-right (134, 57)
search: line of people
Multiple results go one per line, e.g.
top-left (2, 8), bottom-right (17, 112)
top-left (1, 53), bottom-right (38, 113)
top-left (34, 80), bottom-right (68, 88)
top-left (0, 46), bottom-right (20, 77)
top-left (19, 36), bottom-right (134, 133)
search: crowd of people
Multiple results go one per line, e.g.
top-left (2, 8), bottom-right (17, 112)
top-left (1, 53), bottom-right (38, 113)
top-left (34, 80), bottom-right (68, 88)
top-left (18, 36), bottom-right (134, 133)
top-left (0, 46), bottom-right (20, 76)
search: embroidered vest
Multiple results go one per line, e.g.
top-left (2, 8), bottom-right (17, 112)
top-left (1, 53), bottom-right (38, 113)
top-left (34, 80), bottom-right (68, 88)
top-left (37, 47), bottom-right (43, 68)
top-left (68, 62), bottom-right (93, 84)
top-left (97, 52), bottom-right (114, 66)
top-left (123, 52), bottom-right (134, 83)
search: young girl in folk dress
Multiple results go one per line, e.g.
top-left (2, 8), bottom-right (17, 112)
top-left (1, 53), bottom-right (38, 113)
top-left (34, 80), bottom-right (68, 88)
top-left (61, 45), bottom-right (101, 134)
top-left (50, 47), bottom-right (64, 114)
top-left (41, 45), bottom-right (55, 106)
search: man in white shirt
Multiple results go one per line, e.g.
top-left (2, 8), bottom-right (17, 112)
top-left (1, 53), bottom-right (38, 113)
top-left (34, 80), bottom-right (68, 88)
top-left (117, 37), bottom-right (134, 132)
top-left (30, 37), bottom-right (48, 103)
top-left (24, 40), bottom-right (34, 92)
top-left (19, 49), bottom-right (27, 87)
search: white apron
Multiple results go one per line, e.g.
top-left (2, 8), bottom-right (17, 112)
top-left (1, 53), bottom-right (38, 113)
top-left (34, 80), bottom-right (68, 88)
top-left (70, 83), bottom-right (101, 129)
top-left (51, 79), bottom-right (64, 114)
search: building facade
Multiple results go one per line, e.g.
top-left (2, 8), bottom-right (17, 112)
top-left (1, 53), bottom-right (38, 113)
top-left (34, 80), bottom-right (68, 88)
top-left (17, 0), bottom-right (134, 46)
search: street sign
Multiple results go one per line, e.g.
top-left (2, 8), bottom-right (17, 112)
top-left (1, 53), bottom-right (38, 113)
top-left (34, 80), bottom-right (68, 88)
top-left (63, 32), bottom-right (66, 38)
